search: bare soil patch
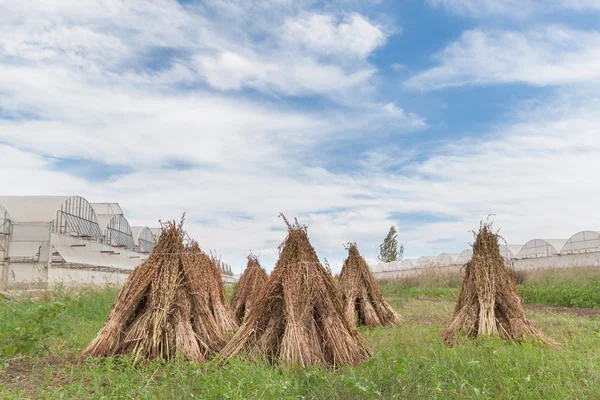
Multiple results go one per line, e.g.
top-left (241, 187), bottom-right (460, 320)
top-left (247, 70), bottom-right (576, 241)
top-left (0, 356), bottom-right (81, 397)
top-left (524, 304), bottom-right (600, 318)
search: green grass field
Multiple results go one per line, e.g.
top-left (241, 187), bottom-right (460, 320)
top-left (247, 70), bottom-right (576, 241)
top-left (380, 266), bottom-right (600, 308)
top-left (1, 267), bottom-right (599, 399)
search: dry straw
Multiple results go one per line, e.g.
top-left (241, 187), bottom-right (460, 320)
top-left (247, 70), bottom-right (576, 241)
top-left (443, 220), bottom-right (559, 347)
top-left (186, 241), bottom-right (238, 333)
top-left (231, 253), bottom-right (268, 323)
top-left (220, 215), bottom-right (371, 368)
top-left (82, 217), bottom-right (228, 362)
top-left (338, 243), bottom-right (404, 327)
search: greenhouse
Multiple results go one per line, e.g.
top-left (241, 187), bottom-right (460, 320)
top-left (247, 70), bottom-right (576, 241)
top-left (515, 239), bottom-right (568, 259)
top-left (0, 197), bottom-right (147, 288)
top-left (91, 203), bottom-right (136, 250)
top-left (400, 259), bottom-right (416, 268)
top-left (97, 214), bottom-right (136, 250)
top-left (560, 231), bottom-right (600, 254)
top-left (436, 253), bottom-right (459, 266)
top-left (0, 196), bottom-right (236, 289)
top-left (499, 245), bottom-right (516, 260)
top-left (130, 226), bottom-right (155, 253)
top-left (456, 249), bottom-right (472, 264)
top-left (0, 196), bottom-right (105, 260)
top-left (417, 256), bottom-right (437, 266)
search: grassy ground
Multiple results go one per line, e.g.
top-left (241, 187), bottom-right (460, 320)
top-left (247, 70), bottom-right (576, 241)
top-left (380, 266), bottom-right (600, 308)
top-left (1, 277), bottom-right (599, 399)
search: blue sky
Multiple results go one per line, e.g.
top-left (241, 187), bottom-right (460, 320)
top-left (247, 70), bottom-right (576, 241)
top-left (1, 0), bottom-right (599, 272)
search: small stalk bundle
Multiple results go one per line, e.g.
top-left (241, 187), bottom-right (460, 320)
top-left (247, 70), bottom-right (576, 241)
top-left (220, 215), bottom-right (371, 368)
top-left (187, 242), bottom-right (238, 333)
top-left (82, 218), bottom-right (227, 362)
top-left (443, 220), bottom-right (559, 347)
top-left (231, 254), bottom-right (268, 323)
top-left (339, 243), bottom-right (403, 327)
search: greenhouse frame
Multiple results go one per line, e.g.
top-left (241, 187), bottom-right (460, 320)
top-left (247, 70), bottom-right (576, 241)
top-left (0, 196), bottom-right (163, 289)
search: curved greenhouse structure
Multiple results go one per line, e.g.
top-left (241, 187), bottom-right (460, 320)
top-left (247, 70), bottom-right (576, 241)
top-left (561, 231), bottom-right (600, 254)
top-left (130, 226), bottom-right (155, 253)
top-left (417, 256), bottom-right (436, 267)
top-left (91, 203), bottom-right (135, 250)
top-left (456, 249), bottom-right (472, 264)
top-left (499, 245), bottom-right (516, 260)
top-left (516, 239), bottom-right (568, 259)
top-left (97, 214), bottom-right (136, 250)
top-left (0, 196), bottom-right (104, 242)
top-left (401, 259), bottom-right (416, 268)
top-left (436, 253), bottom-right (459, 266)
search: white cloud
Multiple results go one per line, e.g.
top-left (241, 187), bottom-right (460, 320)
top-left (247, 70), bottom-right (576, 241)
top-left (193, 50), bottom-right (376, 95)
top-left (427, 0), bottom-right (600, 18)
top-left (0, 1), bottom-right (423, 273)
top-left (405, 26), bottom-right (600, 91)
top-left (0, 0), bottom-right (391, 99)
top-left (3, 86), bottom-right (600, 272)
top-left (281, 13), bottom-right (388, 59)
top-left (3, 0), bottom-right (598, 275)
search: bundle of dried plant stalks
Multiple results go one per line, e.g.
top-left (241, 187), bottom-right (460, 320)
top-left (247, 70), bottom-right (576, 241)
top-left (220, 216), bottom-right (371, 368)
top-left (82, 218), bottom-right (228, 362)
top-left (339, 243), bottom-right (403, 327)
top-left (231, 254), bottom-right (268, 323)
top-left (187, 242), bottom-right (238, 333)
top-left (443, 220), bottom-right (558, 347)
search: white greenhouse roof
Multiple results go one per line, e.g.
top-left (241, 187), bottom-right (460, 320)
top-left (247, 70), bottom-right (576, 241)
top-left (561, 231), bottom-right (600, 254)
top-left (499, 245), bottom-right (516, 260)
top-left (96, 215), bottom-right (115, 232)
top-left (130, 226), bottom-right (146, 239)
top-left (505, 245), bottom-right (524, 257)
top-left (417, 256), bottom-right (437, 266)
top-left (401, 259), bottom-right (416, 267)
top-left (456, 249), bottom-right (473, 264)
top-left (90, 203), bottom-right (123, 216)
top-left (150, 228), bottom-right (162, 242)
top-left (516, 239), bottom-right (568, 258)
top-left (96, 214), bottom-right (135, 249)
top-left (0, 196), bottom-right (72, 223)
top-left (436, 253), bottom-right (459, 266)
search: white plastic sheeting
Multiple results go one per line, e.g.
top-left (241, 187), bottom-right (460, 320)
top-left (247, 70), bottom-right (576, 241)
top-left (436, 253), bottom-right (459, 266)
top-left (499, 245), bottom-right (516, 260)
top-left (150, 228), bottom-right (162, 243)
top-left (456, 249), bottom-right (472, 264)
top-left (401, 259), bottom-right (416, 268)
top-left (97, 214), bottom-right (136, 249)
top-left (561, 231), bottom-right (600, 254)
top-left (130, 226), bottom-right (155, 253)
top-left (53, 245), bottom-right (142, 271)
top-left (90, 203), bottom-right (123, 216)
top-left (417, 256), bottom-right (437, 266)
top-left (516, 239), bottom-right (568, 258)
top-left (7, 241), bottom-right (41, 259)
top-left (0, 196), bottom-right (72, 222)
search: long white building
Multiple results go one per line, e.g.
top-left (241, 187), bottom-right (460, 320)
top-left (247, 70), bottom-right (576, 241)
top-left (0, 196), bottom-right (236, 289)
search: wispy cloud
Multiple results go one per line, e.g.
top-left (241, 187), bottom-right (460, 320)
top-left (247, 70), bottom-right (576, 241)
top-left (0, 0), bottom-right (424, 271)
top-left (2, 0), bottom-right (599, 273)
top-left (404, 26), bottom-right (600, 91)
top-left (281, 13), bottom-right (389, 59)
top-left (426, 0), bottom-right (600, 18)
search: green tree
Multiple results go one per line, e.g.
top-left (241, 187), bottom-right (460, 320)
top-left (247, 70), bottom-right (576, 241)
top-left (378, 226), bottom-right (404, 262)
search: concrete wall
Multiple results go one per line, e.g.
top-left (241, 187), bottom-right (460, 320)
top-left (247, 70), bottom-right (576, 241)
top-left (511, 252), bottom-right (600, 270)
top-left (371, 251), bottom-right (600, 279)
top-left (48, 267), bottom-right (129, 287)
top-left (373, 265), bottom-right (461, 279)
top-left (6, 262), bottom-right (47, 288)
